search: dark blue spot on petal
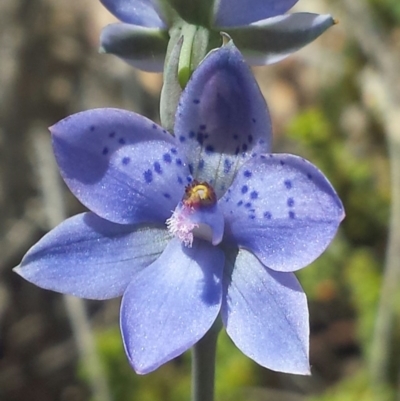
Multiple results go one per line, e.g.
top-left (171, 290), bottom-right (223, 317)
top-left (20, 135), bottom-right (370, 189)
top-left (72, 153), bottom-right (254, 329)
top-left (90, 125), bottom-right (95, 132)
top-left (289, 211), bottom-right (295, 219)
top-left (176, 158), bottom-right (182, 166)
top-left (233, 134), bottom-right (239, 140)
top-left (235, 146), bottom-right (240, 155)
top-left (152, 123), bottom-right (157, 129)
top-left (250, 191), bottom-right (258, 199)
top-left (122, 157), bottom-right (130, 165)
top-left (187, 176), bottom-right (192, 182)
top-left (237, 200), bottom-right (243, 206)
top-left (163, 129), bottom-right (167, 134)
top-left (242, 144), bottom-right (248, 152)
top-left (144, 170), bottom-right (153, 183)
top-left (163, 153), bottom-right (172, 163)
top-left (179, 135), bottom-right (186, 142)
top-left (224, 159), bottom-right (232, 173)
top-left (287, 197), bottom-right (294, 207)
top-left (307, 173), bottom-right (313, 180)
top-left (241, 185), bottom-right (248, 194)
top-left (188, 164), bottom-right (194, 174)
top-left (200, 124), bottom-right (206, 130)
top-left (102, 147), bottom-right (109, 155)
top-left (264, 211), bottom-right (272, 219)
top-left (245, 202), bottom-right (252, 208)
top-left (259, 139), bottom-right (265, 145)
top-left (249, 215), bottom-right (256, 220)
top-left (248, 135), bottom-right (253, 143)
top-left (193, 99), bottom-right (200, 104)
top-left (163, 193), bottom-right (171, 199)
top-left (170, 148), bottom-right (177, 154)
top-left (109, 132), bottom-right (115, 138)
top-left (119, 138), bottom-right (126, 145)
top-left (205, 145), bottom-right (214, 153)
top-left (197, 133), bottom-right (204, 145)
top-left (280, 160), bottom-right (285, 166)
top-left (189, 131), bottom-right (196, 138)
top-left (252, 118), bottom-right (257, 123)
top-left (154, 162), bottom-right (162, 174)
top-left (178, 176), bottom-right (183, 185)
top-left (198, 159), bottom-right (204, 170)
top-left (244, 170), bottom-right (252, 178)
top-left (284, 180), bottom-right (292, 189)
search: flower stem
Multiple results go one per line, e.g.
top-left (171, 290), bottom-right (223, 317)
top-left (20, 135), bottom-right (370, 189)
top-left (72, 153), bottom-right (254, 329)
top-left (191, 319), bottom-right (222, 401)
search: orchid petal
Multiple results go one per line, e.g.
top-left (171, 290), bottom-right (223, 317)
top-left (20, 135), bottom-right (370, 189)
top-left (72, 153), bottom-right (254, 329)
top-left (52, 108), bottom-right (190, 225)
top-left (213, 0), bottom-right (298, 27)
top-left (100, 23), bottom-right (168, 72)
top-left (220, 154), bottom-right (344, 272)
top-left (121, 238), bottom-right (224, 374)
top-left (222, 248), bottom-right (310, 374)
top-left (100, 0), bottom-right (166, 28)
top-left (224, 13), bottom-right (335, 65)
top-left (14, 213), bottom-right (170, 300)
top-left (174, 41), bottom-right (271, 198)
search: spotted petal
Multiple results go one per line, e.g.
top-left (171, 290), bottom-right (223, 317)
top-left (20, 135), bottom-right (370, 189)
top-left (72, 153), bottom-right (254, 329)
top-left (214, 0), bottom-right (298, 27)
top-left (14, 213), bottom-right (170, 299)
top-left (100, 23), bottom-right (168, 72)
top-left (220, 154), bottom-right (344, 272)
top-left (174, 41), bottom-right (271, 198)
top-left (121, 238), bottom-right (224, 374)
top-left (100, 0), bottom-right (166, 28)
top-left (52, 108), bottom-right (190, 225)
top-left (224, 13), bottom-right (335, 65)
top-left (222, 248), bottom-right (310, 374)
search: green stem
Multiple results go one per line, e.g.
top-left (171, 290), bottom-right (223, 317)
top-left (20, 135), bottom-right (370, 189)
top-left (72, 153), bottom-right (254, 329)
top-left (191, 319), bottom-right (221, 401)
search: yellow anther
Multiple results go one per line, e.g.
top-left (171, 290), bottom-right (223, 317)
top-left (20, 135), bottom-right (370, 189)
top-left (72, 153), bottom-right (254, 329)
top-left (184, 180), bottom-right (216, 207)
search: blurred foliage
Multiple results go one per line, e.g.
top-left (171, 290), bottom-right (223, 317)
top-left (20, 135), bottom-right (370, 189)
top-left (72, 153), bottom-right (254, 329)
top-left (309, 370), bottom-right (394, 401)
top-left (367, 0), bottom-right (400, 25)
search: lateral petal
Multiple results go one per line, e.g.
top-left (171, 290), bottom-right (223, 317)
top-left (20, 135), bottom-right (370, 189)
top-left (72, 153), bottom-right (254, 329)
top-left (100, 23), bottom-right (168, 72)
top-left (220, 154), bottom-right (344, 272)
top-left (224, 13), bottom-right (335, 65)
top-left (100, 0), bottom-right (166, 28)
top-left (51, 108), bottom-right (190, 225)
top-left (213, 0), bottom-right (298, 27)
top-left (14, 213), bottom-right (170, 299)
top-left (222, 248), bottom-right (310, 374)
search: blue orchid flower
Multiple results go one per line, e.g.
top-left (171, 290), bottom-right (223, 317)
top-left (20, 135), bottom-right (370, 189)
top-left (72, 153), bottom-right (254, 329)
top-left (15, 42), bottom-right (344, 375)
top-left (100, 0), bottom-right (336, 72)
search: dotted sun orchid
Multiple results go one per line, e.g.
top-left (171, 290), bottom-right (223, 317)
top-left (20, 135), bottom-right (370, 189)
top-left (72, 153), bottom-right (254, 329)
top-left (15, 42), bottom-right (344, 375)
top-left (99, 0), bottom-right (336, 72)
